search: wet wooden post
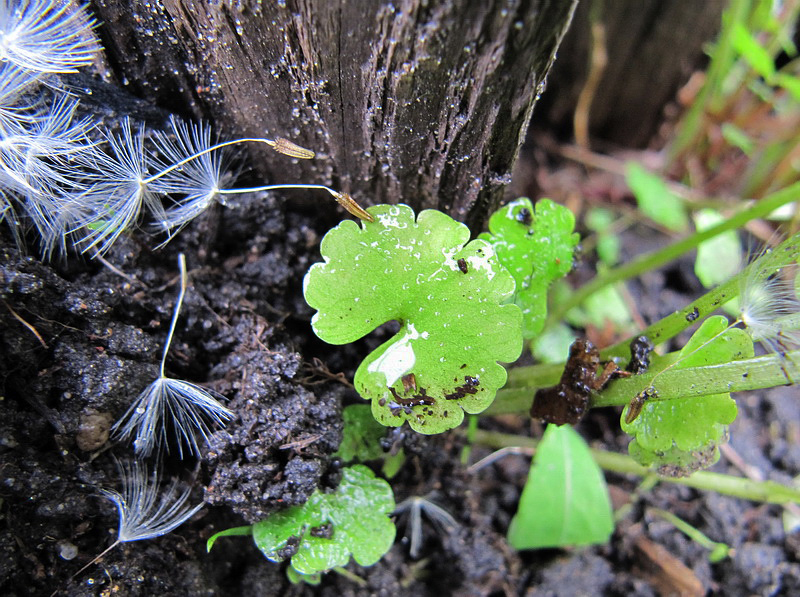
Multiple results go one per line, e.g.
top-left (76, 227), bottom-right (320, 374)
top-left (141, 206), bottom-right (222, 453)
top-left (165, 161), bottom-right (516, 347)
top-left (89, 0), bottom-right (577, 229)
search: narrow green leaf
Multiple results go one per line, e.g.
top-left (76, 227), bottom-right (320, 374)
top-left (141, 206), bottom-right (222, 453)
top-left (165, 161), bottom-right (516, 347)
top-left (731, 22), bottom-right (776, 81)
top-left (507, 425), bottom-right (614, 549)
top-left (625, 163), bottom-right (688, 232)
top-left (775, 73), bottom-right (800, 102)
top-left (720, 122), bottom-right (754, 155)
top-left (206, 525), bottom-right (253, 552)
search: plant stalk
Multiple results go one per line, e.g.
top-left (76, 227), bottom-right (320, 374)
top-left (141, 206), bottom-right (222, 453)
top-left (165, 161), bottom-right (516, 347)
top-left (473, 429), bottom-right (800, 505)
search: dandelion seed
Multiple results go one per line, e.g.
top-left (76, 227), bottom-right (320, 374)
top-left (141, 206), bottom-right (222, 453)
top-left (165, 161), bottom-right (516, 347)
top-left (77, 117), bottom-right (167, 254)
top-left (393, 495), bottom-right (458, 559)
top-left (112, 254), bottom-right (233, 458)
top-left (0, 93), bottom-right (95, 256)
top-left (74, 459), bottom-right (202, 576)
top-left (115, 376), bottom-right (233, 459)
top-left (737, 237), bottom-right (800, 360)
top-left (0, 62), bottom-right (41, 132)
top-left (0, 0), bottom-right (100, 74)
top-left (150, 116), bottom-right (237, 239)
top-left (0, 94), bottom-right (93, 193)
top-left (217, 183), bottom-right (374, 223)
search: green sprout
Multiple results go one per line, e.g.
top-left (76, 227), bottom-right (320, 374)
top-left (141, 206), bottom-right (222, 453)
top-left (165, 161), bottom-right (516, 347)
top-left (208, 465), bottom-right (395, 581)
top-left (304, 203), bottom-right (523, 434)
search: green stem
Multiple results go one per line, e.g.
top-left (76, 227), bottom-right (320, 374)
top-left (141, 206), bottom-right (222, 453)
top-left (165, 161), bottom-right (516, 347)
top-left (592, 350), bottom-right (799, 408)
top-left (668, 0), bottom-right (752, 160)
top-left (649, 507), bottom-right (731, 561)
top-left (546, 181), bottom-right (800, 335)
top-left (333, 567), bottom-right (367, 586)
top-left (492, 350), bottom-right (799, 414)
top-left (460, 415), bottom-right (479, 465)
top-left (600, 229), bottom-right (800, 361)
top-left (473, 429), bottom-right (800, 505)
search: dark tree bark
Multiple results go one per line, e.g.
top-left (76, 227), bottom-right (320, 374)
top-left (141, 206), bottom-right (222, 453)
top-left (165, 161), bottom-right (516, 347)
top-left (89, 0), bottom-right (576, 229)
top-left (537, 0), bottom-right (725, 148)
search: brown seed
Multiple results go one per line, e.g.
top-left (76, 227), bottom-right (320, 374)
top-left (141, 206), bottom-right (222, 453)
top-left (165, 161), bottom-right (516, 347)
top-left (333, 191), bottom-right (374, 222)
top-left (269, 137), bottom-right (316, 159)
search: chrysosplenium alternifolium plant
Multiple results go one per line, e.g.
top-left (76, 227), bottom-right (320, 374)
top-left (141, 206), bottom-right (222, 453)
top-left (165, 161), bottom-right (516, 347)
top-left (305, 204), bottom-right (523, 434)
top-left (621, 316), bottom-right (750, 474)
top-left (304, 200), bottom-right (579, 433)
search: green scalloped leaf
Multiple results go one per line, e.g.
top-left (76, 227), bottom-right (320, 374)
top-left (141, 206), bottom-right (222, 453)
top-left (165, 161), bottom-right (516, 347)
top-left (208, 465), bottom-right (395, 576)
top-left (621, 316), bottom-right (753, 475)
top-left (478, 198), bottom-right (579, 339)
top-left (304, 204), bottom-right (523, 434)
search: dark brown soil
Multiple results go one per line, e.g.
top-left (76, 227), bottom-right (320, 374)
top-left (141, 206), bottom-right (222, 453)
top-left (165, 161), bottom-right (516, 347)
top-left (2, 115), bottom-right (800, 597)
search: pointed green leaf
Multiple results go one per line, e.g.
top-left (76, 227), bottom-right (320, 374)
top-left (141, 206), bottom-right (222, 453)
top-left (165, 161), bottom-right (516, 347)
top-left (305, 204), bottom-right (523, 434)
top-left (731, 22), bottom-right (776, 81)
top-left (478, 198), bottom-right (579, 339)
top-left (626, 163), bottom-right (688, 232)
top-left (621, 316), bottom-right (753, 475)
top-left (206, 525), bottom-right (253, 552)
top-left (507, 425), bottom-right (614, 549)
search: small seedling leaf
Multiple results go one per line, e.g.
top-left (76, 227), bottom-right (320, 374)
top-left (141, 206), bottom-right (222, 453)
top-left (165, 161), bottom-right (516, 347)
top-left (694, 209), bottom-right (742, 288)
top-left (507, 425), bottom-right (614, 549)
top-left (626, 163), bottom-right (688, 232)
top-left (585, 207), bottom-right (620, 266)
top-left (335, 404), bottom-right (388, 463)
top-left (305, 204), bottom-right (523, 434)
top-left (255, 465), bottom-right (394, 575)
top-left (336, 404), bottom-right (405, 477)
top-left (478, 198), bottom-right (579, 339)
top-left (531, 322), bottom-right (576, 364)
top-left (621, 316), bottom-right (753, 475)
top-left (208, 466), bottom-right (394, 576)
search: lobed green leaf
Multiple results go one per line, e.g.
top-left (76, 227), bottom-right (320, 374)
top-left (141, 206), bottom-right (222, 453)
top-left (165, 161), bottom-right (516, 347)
top-left (621, 316), bottom-right (753, 475)
top-left (305, 204), bottom-right (523, 434)
top-left (206, 466), bottom-right (395, 576)
top-left (478, 198), bottom-right (579, 339)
